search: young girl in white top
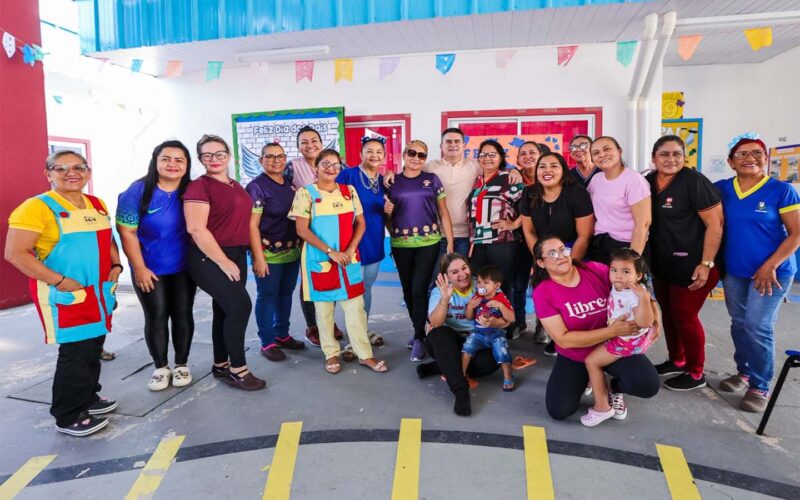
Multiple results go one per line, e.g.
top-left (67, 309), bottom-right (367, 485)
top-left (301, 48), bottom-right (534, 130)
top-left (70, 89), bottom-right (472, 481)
top-left (581, 248), bottom-right (655, 427)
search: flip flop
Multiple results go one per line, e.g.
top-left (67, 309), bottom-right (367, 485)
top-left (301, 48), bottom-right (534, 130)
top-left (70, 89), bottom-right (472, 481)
top-left (341, 345), bottom-right (357, 362)
top-left (359, 359), bottom-right (388, 373)
top-left (368, 332), bottom-right (385, 347)
top-left (502, 377), bottom-right (516, 392)
top-left (325, 357), bottom-right (341, 374)
top-left (511, 356), bottom-right (537, 370)
top-left (580, 407), bottom-right (615, 427)
top-left (100, 350), bottom-right (116, 361)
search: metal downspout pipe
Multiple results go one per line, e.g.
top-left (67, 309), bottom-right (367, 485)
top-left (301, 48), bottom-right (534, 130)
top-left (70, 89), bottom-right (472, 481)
top-left (627, 13), bottom-right (658, 171)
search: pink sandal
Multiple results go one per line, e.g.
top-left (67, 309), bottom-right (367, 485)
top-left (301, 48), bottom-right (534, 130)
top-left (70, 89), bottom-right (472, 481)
top-left (580, 407), bottom-right (615, 427)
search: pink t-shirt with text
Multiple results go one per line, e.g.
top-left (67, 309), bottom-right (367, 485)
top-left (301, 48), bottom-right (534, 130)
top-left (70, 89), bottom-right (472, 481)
top-left (587, 167), bottom-right (650, 242)
top-left (532, 261), bottom-right (611, 362)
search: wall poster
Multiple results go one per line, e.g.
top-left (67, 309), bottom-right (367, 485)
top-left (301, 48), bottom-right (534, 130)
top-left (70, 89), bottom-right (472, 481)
top-left (769, 144), bottom-right (800, 183)
top-left (661, 118), bottom-right (703, 170)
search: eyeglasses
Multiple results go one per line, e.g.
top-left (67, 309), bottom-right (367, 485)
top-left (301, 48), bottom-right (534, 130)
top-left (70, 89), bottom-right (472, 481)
top-left (199, 151), bottom-right (229, 162)
top-left (569, 143), bottom-right (589, 152)
top-left (478, 152), bottom-right (499, 159)
top-left (261, 154), bottom-right (287, 162)
top-left (48, 164), bottom-right (90, 175)
top-left (406, 150), bottom-right (428, 160)
top-left (732, 150), bottom-right (765, 160)
top-left (318, 160), bottom-right (343, 171)
top-left (158, 155), bottom-right (186, 164)
top-left (542, 247), bottom-right (572, 260)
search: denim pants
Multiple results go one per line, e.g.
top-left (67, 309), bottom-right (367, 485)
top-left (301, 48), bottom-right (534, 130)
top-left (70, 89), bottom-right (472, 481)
top-left (361, 262), bottom-right (381, 318)
top-left (722, 274), bottom-right (792, 392)
top-left (462, 330), bottom-right (512, 365)
top-left (254, 259), bottom-right (300, 348)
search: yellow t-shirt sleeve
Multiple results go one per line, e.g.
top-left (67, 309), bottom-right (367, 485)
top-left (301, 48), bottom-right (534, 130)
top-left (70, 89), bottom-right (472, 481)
top-left (288, 187), bottom-right (312, 220)
top-left (8, 197), bottom-right (60, 260)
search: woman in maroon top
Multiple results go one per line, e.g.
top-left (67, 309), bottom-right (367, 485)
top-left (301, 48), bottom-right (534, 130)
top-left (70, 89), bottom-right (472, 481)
top-left (184, 134), bottom-right (265, 391)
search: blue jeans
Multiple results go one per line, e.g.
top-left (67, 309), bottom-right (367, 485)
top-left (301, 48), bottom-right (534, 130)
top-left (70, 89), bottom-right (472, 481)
top-left (361, 262), bottom-right (380, 318)
top-left (722, 274), bottom-right (792, 392)
top-left (254, 259), bottom-right (300, 347)
top-left (462, 330), bottom-right (511, 365)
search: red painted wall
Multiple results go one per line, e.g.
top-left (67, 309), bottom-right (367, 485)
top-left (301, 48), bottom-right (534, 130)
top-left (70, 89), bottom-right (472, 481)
top-left (0, 1), bottom-right (49, 308)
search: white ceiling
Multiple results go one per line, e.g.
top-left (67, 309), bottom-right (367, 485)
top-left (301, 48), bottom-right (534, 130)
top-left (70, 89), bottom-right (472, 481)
top-left (88, 0), bottom-right (800, 76)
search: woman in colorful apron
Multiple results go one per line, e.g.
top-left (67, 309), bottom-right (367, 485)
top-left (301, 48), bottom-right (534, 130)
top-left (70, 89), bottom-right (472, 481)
top-left (6, 151), bottom-right (122, 437)
top-left (290, 149), bottom-right (388, 375)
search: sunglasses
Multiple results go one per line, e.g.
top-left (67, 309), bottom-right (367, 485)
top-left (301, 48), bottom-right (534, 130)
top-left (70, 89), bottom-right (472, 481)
top-left (406, 150), bottom-right (428, 160)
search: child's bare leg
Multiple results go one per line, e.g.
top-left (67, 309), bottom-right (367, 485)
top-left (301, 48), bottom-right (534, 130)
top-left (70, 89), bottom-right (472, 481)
top-left (461, 352), bottom-right (471, 376)
top-left (585, 345), bottom-right (619, 412)
top-left (501, 362), bottom-right (512, 381)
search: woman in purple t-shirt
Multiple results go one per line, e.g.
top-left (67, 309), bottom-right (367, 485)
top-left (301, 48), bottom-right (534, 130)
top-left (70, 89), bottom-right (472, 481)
top-left (531, 236), bottom-right (659, 421)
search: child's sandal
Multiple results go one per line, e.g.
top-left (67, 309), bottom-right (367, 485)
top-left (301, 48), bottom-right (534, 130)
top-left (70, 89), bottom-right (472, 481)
top-left (502, 377), bottom-right (515, 392)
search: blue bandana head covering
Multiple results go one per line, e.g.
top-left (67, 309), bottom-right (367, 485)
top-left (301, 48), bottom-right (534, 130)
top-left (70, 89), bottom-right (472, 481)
top-left (727, 132), bottom-right (761, 153)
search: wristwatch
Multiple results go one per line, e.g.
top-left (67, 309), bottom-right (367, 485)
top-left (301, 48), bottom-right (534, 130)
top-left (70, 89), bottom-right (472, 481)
top-left (325, 247), bottom-right (333, 255)
top-left (701, 260), bottom-right (715, 269)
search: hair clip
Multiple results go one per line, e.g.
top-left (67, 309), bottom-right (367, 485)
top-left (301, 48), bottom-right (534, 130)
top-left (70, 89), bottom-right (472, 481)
top-left (727, 132), bottom-right (760, 151)
top-left (361, 136), bottom-right (386, 145)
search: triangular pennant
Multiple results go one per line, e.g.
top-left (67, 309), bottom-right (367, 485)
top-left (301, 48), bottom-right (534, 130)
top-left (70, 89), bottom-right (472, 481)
top-left (32, 45), bottom-right (46, 62)
top-left (130, 59), bottom-right (143, 72)
top-left (436, 53), bottom-right (455, 75)
top-left (557, 45), bottom-right (578, 66)
top-left (678, 35), bottom-right (702, 61)
top-left (165, 60), bottom-right (183, 77)
top-left (53, 95), bottom-right (63, 104)
top-left (295, 60), bottom-right (314, 82)
top-left (334, 58), bottom-right (353, 82)
top-left (495, 50), bottom-right (516, 69)
top-left (206, 61), bottom-right (223, 81)
top-left (744, 27), bottom-right (773, 51)
top-left (379, 57), bottom-right (400, 80)
top-left (616, 40), bottom-right (638, 67)
top-left (22, 44), bottom-right (35, 66)
top-left (2, 32), bottom-right (16, 58)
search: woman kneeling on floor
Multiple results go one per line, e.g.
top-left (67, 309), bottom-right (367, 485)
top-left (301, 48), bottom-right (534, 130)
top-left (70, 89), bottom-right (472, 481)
top-left (417, 253), bottom-right (510, 416)
top-left (290, 149), bottom-right (388, 374)
top-left (531, 236), bottom-right (660, 422)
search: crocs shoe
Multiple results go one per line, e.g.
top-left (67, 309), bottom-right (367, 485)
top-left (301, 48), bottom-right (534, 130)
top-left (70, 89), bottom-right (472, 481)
top-left (172, 366), bottom-right (192, 387)
top-left (148, 367), bottom-right (171, 391)
top-left (88, 397), bottom-right (117, 415)
top-left (580, 407), bottom-right (616, 427)
top-left (56, 413), bottom-right (108, 437)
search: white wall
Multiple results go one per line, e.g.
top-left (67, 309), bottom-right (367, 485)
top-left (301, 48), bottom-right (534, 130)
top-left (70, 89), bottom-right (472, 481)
top-left (663, 45), bottom-right (800, 183)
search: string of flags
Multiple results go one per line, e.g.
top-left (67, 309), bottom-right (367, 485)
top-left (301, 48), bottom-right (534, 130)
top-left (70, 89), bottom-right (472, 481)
top-left (1, 24), bottom-right (777, 81)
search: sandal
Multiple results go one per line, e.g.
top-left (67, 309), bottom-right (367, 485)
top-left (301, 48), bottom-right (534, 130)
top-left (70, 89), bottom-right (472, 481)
top-left (359, 358), bottom-right (388, 373)
top-left (341, 345), bottom-right (357, 363)
top-left (325, 357), bottom-right (342, 374)
top-left (211, 362), bottom-right (230, 379)
top-left (368, 331), bottom-right (385, 347)
top-left (100, 350), bottom-right (116, 361)
top-left (442, 375), bottom-right (478, 389)
top-left (580, 407), bottom-right (615, 427)
top-left (502, 377), bottom-right (516, 392)
top-left (512, 356), bottom-right (537, 370)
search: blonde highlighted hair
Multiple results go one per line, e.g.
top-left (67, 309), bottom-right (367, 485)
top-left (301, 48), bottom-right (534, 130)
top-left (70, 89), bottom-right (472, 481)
top-left (403, 140), bottom-right (428, 155)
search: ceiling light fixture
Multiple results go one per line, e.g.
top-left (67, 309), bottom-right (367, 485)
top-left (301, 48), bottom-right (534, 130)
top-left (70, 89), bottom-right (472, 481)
top-left (234, 45), bottom-right (331, 62)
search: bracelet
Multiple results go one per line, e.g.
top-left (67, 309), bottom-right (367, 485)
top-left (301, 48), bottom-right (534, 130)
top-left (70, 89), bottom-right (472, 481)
top-left (53, 275), bottom-right (65, 287)
top-left (111, 263), bottom-right (124, 272)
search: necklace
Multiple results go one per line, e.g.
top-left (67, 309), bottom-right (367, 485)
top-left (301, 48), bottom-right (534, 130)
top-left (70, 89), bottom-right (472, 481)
top-left (359, 167), bottom-right (380, 194)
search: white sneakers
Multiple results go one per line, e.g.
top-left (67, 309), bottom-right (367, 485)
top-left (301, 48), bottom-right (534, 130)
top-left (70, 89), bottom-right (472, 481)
top-left (148, 366), bottom-right (192, 391)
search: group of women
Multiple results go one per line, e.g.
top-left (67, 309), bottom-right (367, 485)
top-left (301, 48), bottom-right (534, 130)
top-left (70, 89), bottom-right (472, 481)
top-left (5, 126), bottom-right (798, 436)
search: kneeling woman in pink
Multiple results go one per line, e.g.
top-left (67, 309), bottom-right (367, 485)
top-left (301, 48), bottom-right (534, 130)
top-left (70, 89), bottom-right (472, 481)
top-left (532, 236), bottom-right (660, 422)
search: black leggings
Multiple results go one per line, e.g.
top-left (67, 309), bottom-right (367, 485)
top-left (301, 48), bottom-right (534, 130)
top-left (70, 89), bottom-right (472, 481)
top-left (393, 244), bottom-right (440, 340)
top-left (424, 326), bottom-right (498, 393)
top-left (188, 245), bottom-right (251, 368)
top-left (133, 270), bottom-right (197, 368)
top-left (299, 286), bottom-right (316, 328)
top-left (546, 354), bottom-right (660, 420)
top-left (469, 242), bottom-right (516, 299)
top-left (512, 240), bottom-right (533, 327)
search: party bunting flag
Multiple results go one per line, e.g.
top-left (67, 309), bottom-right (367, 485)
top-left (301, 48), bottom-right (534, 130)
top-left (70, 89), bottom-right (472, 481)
top-left (32, 45), bottom-right (46, 62)
top-left (3, 32), bottom-right (16, 58)
top-left (206, 61), bottom-right (223, 81)
top-left (678, 35), bottom-right (702, 61)
top-left (557, 45), bottom-right (578, 66)
top-left (53, 95), bottom-right (63, 104)
top-left (165, 60), bottom-right (183, 78)
top-left (130, 59), bottom-right (143, 72)
top-left (436, 53), bottom-right (456, 75)
top-left (379, 57), bottom-right (400, 80)
top-left (295, 60), bottom-right (314, 82)
top-left (334, 58), bottom-right (353, 82)
top-left (22, 44), bottom-right (35, 66)
top-left (616, 40), bottom-right (638, 67)
top-left (495, 50), bottom-right (516, 69)
top-left (744, 27), bottom-right (772, 51)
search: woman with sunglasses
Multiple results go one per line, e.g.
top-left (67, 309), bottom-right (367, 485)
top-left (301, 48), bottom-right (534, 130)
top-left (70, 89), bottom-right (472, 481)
top-left (291, 149), bottom-right (388, 374)
top-left (246, 142), bottom-right (306, 363)
top-left (714, 134), bottom-right (800, 413)
top-left (6, 151), bottom-right (122, 436)
top-left (336, 137), bottom-right (388, 348)
top-left (386, 140), bottom-right (454, 361)
top-left (117, 140), bottom-right (197, 390)
top-left (184, 134), bottom-right (265, 391)
top-left (467, 140), bottom-right (525, 300)
top-left (568, 135), bottom-right (600, 187)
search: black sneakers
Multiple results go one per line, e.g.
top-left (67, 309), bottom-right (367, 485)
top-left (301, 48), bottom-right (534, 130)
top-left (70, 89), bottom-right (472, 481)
top-left (664, 373), bottom-right (707, 391)
top-left (654, 360), bottom-right (685, 376)
top-left (88, 397), bottom-right (118, 415)
top-left (56, 413), bottom-right (108, 437)
top-left (543, 340), bottom-right (557, 357)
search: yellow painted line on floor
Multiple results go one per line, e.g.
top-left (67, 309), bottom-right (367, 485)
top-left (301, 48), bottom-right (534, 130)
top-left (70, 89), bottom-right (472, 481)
top-left (523, 425), bottom-right (555, 500)
top-left (391, 418), bottom-right (422, 500)
top-left (0, 455), bottom-right (56, 499)
top-left (263, 421), bottom-right (303, 500)
top-left (656, 444), bottom-right (702, 500)
top-left (125, 435), bottom-right (185, 500)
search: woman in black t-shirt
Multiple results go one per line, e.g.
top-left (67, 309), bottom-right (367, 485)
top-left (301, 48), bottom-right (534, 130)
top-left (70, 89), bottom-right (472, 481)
top-left (645, 135), bottom-right (723, 392)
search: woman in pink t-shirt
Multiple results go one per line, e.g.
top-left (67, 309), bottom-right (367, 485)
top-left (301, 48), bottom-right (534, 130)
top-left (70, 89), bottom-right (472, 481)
top-left (531, 236), bottom-right (660, 421)
top-left (585, 136), bottom-right (652, 264)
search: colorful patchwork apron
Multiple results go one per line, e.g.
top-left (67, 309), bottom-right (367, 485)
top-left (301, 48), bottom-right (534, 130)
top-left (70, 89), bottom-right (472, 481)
top-left (29, 193), bottom-right (116, 344)
top-left (300, 184), bottom-right (365, 302)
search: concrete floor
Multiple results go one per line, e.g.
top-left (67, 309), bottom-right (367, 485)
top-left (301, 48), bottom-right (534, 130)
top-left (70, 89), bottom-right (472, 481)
top-left (0, 272), bottom-right (798, 499)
